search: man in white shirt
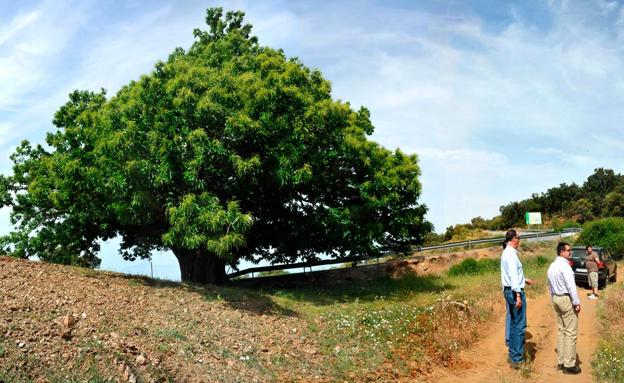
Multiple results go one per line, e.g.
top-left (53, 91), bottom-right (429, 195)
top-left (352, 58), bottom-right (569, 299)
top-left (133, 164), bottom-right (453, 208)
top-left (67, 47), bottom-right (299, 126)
top-left (500, 229), bottom-right (533, 368)
top-left (547, 242), bottom-right (581, 375)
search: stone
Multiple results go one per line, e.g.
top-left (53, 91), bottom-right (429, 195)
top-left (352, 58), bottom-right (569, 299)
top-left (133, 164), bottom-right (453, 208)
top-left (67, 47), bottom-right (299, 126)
top-left (123, 365), bottom-right (131, 381)
top-left (136, 354), bottom-right (147, 365)
top-left (61, 315), bottom-right (76, 329)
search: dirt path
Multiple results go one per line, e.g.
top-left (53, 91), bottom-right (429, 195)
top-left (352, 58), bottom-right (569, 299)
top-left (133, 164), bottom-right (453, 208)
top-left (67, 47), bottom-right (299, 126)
top-left (433, 272), bottom-right (621, 383)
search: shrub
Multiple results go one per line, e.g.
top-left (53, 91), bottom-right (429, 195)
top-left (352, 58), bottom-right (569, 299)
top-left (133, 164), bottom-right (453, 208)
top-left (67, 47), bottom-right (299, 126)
top-left (534, 255), bottom-right (549, 267)
top-left (577, 217), bottom-right (624, 259)
top-left (447, 258), bottom-right (499, 276)
top-left (423, 231), bottom-right (445, 246)
top-left (552, 219), bottom-right (581, 232)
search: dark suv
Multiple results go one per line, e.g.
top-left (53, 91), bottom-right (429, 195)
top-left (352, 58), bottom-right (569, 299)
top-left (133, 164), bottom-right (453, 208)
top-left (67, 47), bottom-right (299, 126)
top-left (570, 246), bottom-right (617, 289)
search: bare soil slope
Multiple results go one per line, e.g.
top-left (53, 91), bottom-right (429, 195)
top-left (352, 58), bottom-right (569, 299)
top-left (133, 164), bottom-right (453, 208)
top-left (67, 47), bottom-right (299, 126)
top-left (0, 256), bottom-right (323, 382)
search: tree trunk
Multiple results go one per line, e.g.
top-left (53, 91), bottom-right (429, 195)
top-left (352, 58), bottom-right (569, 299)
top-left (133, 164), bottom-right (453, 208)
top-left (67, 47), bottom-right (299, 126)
top-left (172, 248), bottom-right (228, 285)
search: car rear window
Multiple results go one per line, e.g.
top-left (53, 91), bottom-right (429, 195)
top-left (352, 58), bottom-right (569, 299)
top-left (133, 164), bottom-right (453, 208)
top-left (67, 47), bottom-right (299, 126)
top-left (571, 250), bottom-right (587, 260)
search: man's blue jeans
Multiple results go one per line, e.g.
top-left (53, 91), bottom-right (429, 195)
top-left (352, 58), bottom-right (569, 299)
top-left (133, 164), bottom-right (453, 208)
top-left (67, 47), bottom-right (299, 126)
top-left (503, 288), bottom-right (526, 363)
top-left (505, 304), bottom-right (510, 346)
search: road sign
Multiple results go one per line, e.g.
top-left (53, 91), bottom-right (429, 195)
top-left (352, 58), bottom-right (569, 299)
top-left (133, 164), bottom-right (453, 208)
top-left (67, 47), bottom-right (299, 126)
top-left (525, 212), bottom-right (542, 225)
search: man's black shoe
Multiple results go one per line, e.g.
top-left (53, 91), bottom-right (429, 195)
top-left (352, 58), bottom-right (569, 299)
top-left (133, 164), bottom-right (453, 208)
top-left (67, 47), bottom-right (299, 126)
top-left (563, 365), bottom-right (581, 374)
top-left (557, 364), bottom-right (563, 370)
top-left (509, 361), bottom-right (522, 370)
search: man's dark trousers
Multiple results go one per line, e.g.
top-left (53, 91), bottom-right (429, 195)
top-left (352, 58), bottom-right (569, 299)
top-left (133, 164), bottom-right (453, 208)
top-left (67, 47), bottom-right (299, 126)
top-left (503, 288), bottom-right (526, 363)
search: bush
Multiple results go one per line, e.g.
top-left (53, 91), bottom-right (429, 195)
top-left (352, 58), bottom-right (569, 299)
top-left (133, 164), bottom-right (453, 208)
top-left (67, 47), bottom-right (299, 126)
top-left (447, 258), bottom-right (499, 276)
top-left (534, 255), bottom-right (549, 267)
top-left (423, 232), bottom-right (445, 246)
top-left (552, 219), bottom-right (581, 232)
top-left (577, 217), bottom-right (624, 259)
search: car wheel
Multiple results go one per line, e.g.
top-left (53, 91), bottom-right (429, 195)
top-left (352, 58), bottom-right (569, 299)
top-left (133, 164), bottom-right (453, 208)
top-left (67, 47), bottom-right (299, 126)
top-left (602, 275), bottom-right (609, 289)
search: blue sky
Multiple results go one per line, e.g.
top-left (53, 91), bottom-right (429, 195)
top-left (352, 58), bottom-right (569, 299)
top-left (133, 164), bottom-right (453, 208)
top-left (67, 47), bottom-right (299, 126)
top-left (2, 0), bottom-right (624, 280)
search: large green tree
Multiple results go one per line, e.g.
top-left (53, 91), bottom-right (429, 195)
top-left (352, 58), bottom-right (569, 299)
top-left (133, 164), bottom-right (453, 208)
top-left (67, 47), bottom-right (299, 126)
top-left (0, 8), bottom-right (431, 284)
top-left (583, 168), bottom-right (622, 215)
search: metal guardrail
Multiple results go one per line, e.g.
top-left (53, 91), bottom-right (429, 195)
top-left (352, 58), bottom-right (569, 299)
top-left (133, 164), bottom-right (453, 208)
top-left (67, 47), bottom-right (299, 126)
top-left (227, 227), bottom-right (582, 279)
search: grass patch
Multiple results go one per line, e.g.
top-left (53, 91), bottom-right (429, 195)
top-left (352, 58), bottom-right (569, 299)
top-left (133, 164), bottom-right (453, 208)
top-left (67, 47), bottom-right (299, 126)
top-left (259, 248), bottom-right (553, 380)
top-left (448, 258), bottom-right (499, 276)
top-left (154, 328), bottom-right (187, 341)
top-left (268, 274), bottom-right (453, 306)
top-left (593, 339), bottom-right (624, 383)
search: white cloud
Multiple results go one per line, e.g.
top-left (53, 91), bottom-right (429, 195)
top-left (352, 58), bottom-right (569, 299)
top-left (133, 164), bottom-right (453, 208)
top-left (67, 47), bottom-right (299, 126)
top-left (0, 2), bottom-right (88, 111)
top-left (0, 9), bottom-right (39, 46)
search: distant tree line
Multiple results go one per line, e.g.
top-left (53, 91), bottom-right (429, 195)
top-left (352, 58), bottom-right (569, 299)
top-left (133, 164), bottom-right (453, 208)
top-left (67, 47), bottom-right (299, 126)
top-left (427, 168), bottom-right (624, 244)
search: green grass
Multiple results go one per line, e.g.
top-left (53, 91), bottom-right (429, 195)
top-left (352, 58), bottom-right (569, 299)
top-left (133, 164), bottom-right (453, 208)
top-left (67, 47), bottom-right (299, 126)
top-left (154, 327), bottom-right (187, 341)
top-left (255, 247), bottom-right (554, 380)
top-left (448, 258), bottom-right (499, 276)
top-left (592, 265), bottom-right (624, 382)
top-left (593, 339), bottom-right (624, 383)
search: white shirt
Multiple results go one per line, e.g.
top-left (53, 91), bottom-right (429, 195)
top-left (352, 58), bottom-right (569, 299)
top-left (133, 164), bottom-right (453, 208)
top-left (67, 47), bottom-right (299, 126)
top-left (547, 256), bottom-right (580, 306)
top-left (501, 245), bottom-right (525, 292)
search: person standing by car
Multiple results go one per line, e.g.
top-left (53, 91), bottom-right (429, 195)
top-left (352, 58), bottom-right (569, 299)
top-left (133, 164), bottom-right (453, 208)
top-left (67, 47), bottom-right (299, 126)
top-left (585, 245), bottom-right (600, 300)
top-left (547, 242), bottom-right (581, 375)
top-left (501, 229), bottom-right (534, 369)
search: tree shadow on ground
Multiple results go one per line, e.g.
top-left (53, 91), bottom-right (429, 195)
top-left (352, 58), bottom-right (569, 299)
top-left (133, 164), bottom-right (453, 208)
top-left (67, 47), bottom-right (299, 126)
top-left (197, 284), bottom-right (297, 317)
top-left (112, 273), bottom-right (297, 317)
top-left (238, 273), bottom-right (454, 306)
top-left (111, 267), bottom-right (452, 315)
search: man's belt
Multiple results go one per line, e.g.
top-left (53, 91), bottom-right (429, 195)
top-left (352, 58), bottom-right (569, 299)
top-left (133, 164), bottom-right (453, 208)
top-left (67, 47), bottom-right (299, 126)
top-left (503, 286), bottom-right (524, 291)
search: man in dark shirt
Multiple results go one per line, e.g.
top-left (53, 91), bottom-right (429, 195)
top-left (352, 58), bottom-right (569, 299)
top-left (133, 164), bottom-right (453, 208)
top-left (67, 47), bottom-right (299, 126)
top-left (585, 245), bottom-right (600, 300)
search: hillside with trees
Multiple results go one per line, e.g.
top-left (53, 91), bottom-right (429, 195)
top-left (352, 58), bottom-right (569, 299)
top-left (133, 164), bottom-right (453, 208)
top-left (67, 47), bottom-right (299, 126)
top-left (435, 168), bottom-right (624, 242)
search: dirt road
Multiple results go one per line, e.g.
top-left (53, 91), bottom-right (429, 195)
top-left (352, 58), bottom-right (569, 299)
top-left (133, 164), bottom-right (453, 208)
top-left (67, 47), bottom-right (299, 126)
top-left (434, 276), bottom-right (619, 383)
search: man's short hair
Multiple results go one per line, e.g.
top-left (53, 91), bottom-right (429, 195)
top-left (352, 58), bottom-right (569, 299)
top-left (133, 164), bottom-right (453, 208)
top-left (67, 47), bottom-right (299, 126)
top-left (505, 229), bottom-right (517, 244)
top-left (586, 244), bottom-right (592, 250)
top-left (557, 242), bottom-right (570, 255)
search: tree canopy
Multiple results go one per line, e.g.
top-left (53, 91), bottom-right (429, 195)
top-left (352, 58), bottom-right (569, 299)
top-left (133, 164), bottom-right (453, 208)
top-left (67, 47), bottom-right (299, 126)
top-left (0, 8), bottom-right (432, 284)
